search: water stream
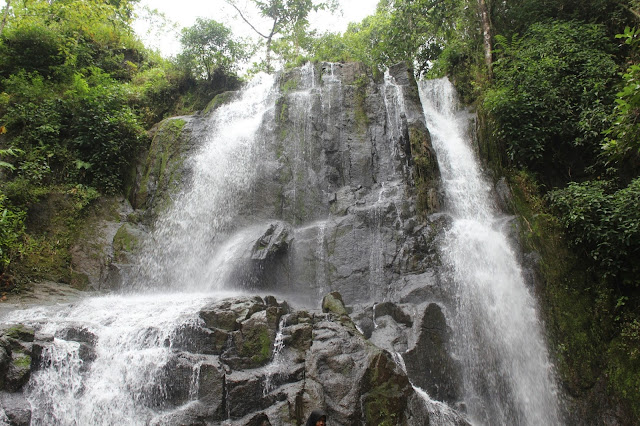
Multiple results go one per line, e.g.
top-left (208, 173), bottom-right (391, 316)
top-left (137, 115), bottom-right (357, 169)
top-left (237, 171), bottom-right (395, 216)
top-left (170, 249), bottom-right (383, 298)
top-left (419, 78), bottom-right (561, 425)
top-left (0, 68), bottom-right (563, 425)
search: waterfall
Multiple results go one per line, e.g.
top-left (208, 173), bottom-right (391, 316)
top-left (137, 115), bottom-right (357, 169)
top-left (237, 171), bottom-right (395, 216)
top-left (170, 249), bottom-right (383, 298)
top-left (135, 73), bottom-right (276, 292)
top-left (0, 74), bottom-right (278, 425)
top-left (6, 292), bottom-right (239, 425)
top-left (419, 78), bottom-right (561, 425)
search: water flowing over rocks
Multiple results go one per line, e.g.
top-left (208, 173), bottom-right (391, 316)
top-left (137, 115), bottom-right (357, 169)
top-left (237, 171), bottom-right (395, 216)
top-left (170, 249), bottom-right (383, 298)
top-left (0, 64), bottom-right (563, 425)
top-left (0, 294), bottom-right (468, 425)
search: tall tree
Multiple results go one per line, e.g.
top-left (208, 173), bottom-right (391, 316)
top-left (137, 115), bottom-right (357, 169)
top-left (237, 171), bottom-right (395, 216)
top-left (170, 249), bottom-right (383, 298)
top-left (178, 18), bottom-right (248, 81)
top-left (478, 0), bottom-right (492, 75)
top-left (225, 0), bottom-right (336, 69)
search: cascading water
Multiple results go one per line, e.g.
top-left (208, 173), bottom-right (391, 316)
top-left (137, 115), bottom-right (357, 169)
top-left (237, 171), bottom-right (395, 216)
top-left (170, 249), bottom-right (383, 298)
top-left (8, 292), bottom-right (240, 425)
top-left (0, 74), bottom-right (277, 425)
top-left (135, 74), bottom-right (276, 291)
top-left (419, 78), bottom-right (561, 425)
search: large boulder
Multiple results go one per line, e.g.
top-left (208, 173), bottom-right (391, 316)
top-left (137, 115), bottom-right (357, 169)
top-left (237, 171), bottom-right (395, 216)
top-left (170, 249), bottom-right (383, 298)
top-left (404, 303), bottom-right (461, 404)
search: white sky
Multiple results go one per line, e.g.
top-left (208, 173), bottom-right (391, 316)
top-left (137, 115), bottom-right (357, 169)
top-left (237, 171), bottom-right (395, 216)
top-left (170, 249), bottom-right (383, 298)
top-left (134, 0), bottom-right (380, 57)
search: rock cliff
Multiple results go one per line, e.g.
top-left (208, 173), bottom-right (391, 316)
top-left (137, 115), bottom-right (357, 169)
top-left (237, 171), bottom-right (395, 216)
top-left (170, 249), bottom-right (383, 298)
top-left (0, 63), bottom-right (470, 425)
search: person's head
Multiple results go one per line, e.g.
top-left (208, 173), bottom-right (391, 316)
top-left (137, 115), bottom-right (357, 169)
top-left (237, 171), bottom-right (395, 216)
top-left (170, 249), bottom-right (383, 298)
top-left (306, 409), bottom-right (326, 426)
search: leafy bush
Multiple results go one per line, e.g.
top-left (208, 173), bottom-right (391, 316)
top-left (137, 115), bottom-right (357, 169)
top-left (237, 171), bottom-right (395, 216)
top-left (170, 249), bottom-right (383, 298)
top-left (604, 26), bottom-right (640, 168)
top-left (69, 69), bottom-right (144, 193)
top-left (0, 22), bottom-right (66, 79)
top-left (0, 192), bottom-right (25, 273)
top-left (483, 21), bottom-right (618, 184)
top-left (548, 178), bottom-right (640, 285)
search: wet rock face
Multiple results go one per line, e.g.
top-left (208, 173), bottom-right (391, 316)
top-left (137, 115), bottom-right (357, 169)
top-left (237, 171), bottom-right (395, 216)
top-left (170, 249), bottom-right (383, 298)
top-left (128, 62), bottom-right (445, 305)
top-left (226, 61), bottom-right (445, 305)
top-left (1, 294), bottom-right (460, 425)
top-left (404, 303), bottom-right (461, 404)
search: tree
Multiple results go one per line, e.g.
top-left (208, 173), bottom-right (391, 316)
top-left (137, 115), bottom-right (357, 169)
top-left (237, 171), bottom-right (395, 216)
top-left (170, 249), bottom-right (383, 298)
top-left (178, 18), bottom-right (248, 81)
top-left (483, 21), bottom-right (618, 184)
top-left (225, 0), bottom-right (336, 69)
top-left (604, 26), bottom-right (640, 169)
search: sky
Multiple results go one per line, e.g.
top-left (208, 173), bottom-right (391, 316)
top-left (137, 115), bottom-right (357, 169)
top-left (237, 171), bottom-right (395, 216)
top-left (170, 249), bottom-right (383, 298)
top-left (134, 0), bottom-right (380, 57)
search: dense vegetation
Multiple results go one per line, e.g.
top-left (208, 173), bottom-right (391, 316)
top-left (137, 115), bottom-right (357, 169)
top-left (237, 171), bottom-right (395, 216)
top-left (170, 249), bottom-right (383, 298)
top-left (0, 0), bottom-right (638, 421)
top-left (0, 0), bottom-right (243, 288)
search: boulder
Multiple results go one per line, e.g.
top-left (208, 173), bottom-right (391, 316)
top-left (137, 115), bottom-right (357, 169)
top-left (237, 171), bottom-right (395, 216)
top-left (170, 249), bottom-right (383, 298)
top-left (321, 292), bottom-right (348, 316)
top-left (404, 303), bottom-right (461, 404)
top-left (251, 222), bottom-right (292, 261)
top-left (0, 392), bottom-right (31, 426)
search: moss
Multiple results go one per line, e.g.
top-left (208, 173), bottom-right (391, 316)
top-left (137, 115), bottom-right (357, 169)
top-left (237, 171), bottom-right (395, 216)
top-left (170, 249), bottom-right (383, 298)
top-left (280, 78), bottom-right (298, 94)
top-left (113, 224), bottom-right (139, 262)
top-left (239, 325), bottom-right (272, 366)
top-left (410, 124), bottom-right (440, 216)
top-left (137, 117), bottom-right (188, 212)
top-left (353, 76), bottom-right (369, 135)
top-left (362, 352), bottom-right (409, 425)
top-left (607, 319), bottom-right (640, 418)
top-left (4, 324), bottom-right (34, 341)
top-left (202, 91), bottom-right (234, 115)
top-left (70, 271), bottom-right (90, 290)
top-left (276, 96), bottom-right (289, 125)
top-left (508, 171), bottom-right (614, 394)
top-left (9, 185), bottom-right (108, 286)
top-left (12, 352), bottom-right (31, 369)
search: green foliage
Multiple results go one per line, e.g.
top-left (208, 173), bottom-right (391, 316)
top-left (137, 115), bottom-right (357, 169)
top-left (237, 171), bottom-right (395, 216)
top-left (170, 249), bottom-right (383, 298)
top-left (604, 27), bottom-right (640, 166)
top-left (177, 18), bottom-right (249, 81)
top-left (548, 178), bottom-right (640, 285)
top-left (68, 69), bottom-right (144, 193)
top-left (490, 0), bottom-right (636, 39)
top-left (226, 0), bottom-right (337, 68)
top-left (0, 22), bottom-right (65, 79)
top-left (483, 21), bottom-right (618, 184)
top-left (0, 192), bottom-right (25, 273)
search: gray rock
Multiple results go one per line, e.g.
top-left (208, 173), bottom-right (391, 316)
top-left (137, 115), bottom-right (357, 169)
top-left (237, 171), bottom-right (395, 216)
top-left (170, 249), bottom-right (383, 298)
top-left (374, 302), bottom-right (413, 327)
top-left (251, 222), bottom-right (292, 261)
top-left (0, 392), bottom-right (31, 426)
top-left (55, 325), bottom-right (97, 345)
top-left (404, 303), bottom-right (461, 404)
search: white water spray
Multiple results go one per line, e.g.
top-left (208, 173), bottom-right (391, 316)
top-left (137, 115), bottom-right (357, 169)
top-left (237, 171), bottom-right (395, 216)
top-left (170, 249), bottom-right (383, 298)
top-left (136, 74), bottom-right (276, 292)
top-left (419, 78), bottom-right (561, 425)
top-left (4, 292), bottom-right (240, 425)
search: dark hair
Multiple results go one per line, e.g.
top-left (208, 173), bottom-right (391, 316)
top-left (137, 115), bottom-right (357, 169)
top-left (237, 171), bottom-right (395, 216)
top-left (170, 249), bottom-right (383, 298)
top-left (305, 409), bottom-right (327, 426)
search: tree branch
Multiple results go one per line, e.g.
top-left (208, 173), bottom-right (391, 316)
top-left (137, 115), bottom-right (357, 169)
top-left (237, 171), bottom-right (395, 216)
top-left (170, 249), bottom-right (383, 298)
top-left (225, 0), bottom-right (268, 39)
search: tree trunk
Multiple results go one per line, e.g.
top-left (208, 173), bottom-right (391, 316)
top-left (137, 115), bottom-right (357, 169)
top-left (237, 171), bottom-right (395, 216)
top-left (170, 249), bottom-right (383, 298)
top-left (265, 36), bottom-right (272, 71)
top-left (0, 0), bottom-right (11, 36)
top-left (478, 0), bottom-right (492, 77)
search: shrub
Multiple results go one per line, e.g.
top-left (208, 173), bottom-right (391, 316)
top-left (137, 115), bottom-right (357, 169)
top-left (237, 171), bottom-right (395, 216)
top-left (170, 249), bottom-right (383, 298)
top-left (483, 21), bottom-right (618, 184)
top-left (548, 178), bottom-right (640, 285)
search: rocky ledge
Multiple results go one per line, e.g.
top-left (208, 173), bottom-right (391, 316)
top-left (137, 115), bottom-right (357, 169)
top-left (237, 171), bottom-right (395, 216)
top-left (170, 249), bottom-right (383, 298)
top-left (0, 293), bottom-right (470, 425)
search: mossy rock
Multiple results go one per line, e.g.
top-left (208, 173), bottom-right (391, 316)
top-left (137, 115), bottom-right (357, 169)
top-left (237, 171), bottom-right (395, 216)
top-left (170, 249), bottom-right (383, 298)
top-left (70, 271), bottom-right (90, 290)
top-left (112, 223), bottom-right (140, 262)
top-left (202, 91), bottom-right (236, 115)
top-left (409, 123), bottom-right (440, 215)
top-left (2, 324), bottom-right (35, 342)
top-left (322, 292), bottom-right (348, 316)
top-left (133, 116), bottom-right (191, 213)
top-left (236, 317), bottom-right (273, 367)
top-left (361, 351), bottom-right (411, 425)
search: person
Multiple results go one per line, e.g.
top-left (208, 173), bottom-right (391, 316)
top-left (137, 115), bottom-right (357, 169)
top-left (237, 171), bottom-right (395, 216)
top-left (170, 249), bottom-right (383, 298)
top-left (305, 409), bottom-right (326, 426)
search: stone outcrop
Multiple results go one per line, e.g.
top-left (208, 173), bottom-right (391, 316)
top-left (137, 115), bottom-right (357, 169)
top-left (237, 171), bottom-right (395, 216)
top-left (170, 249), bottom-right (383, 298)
top-left (1, 62), bottom-right (478, 424)
top-left (0, 293), bottom-right (474, 425)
